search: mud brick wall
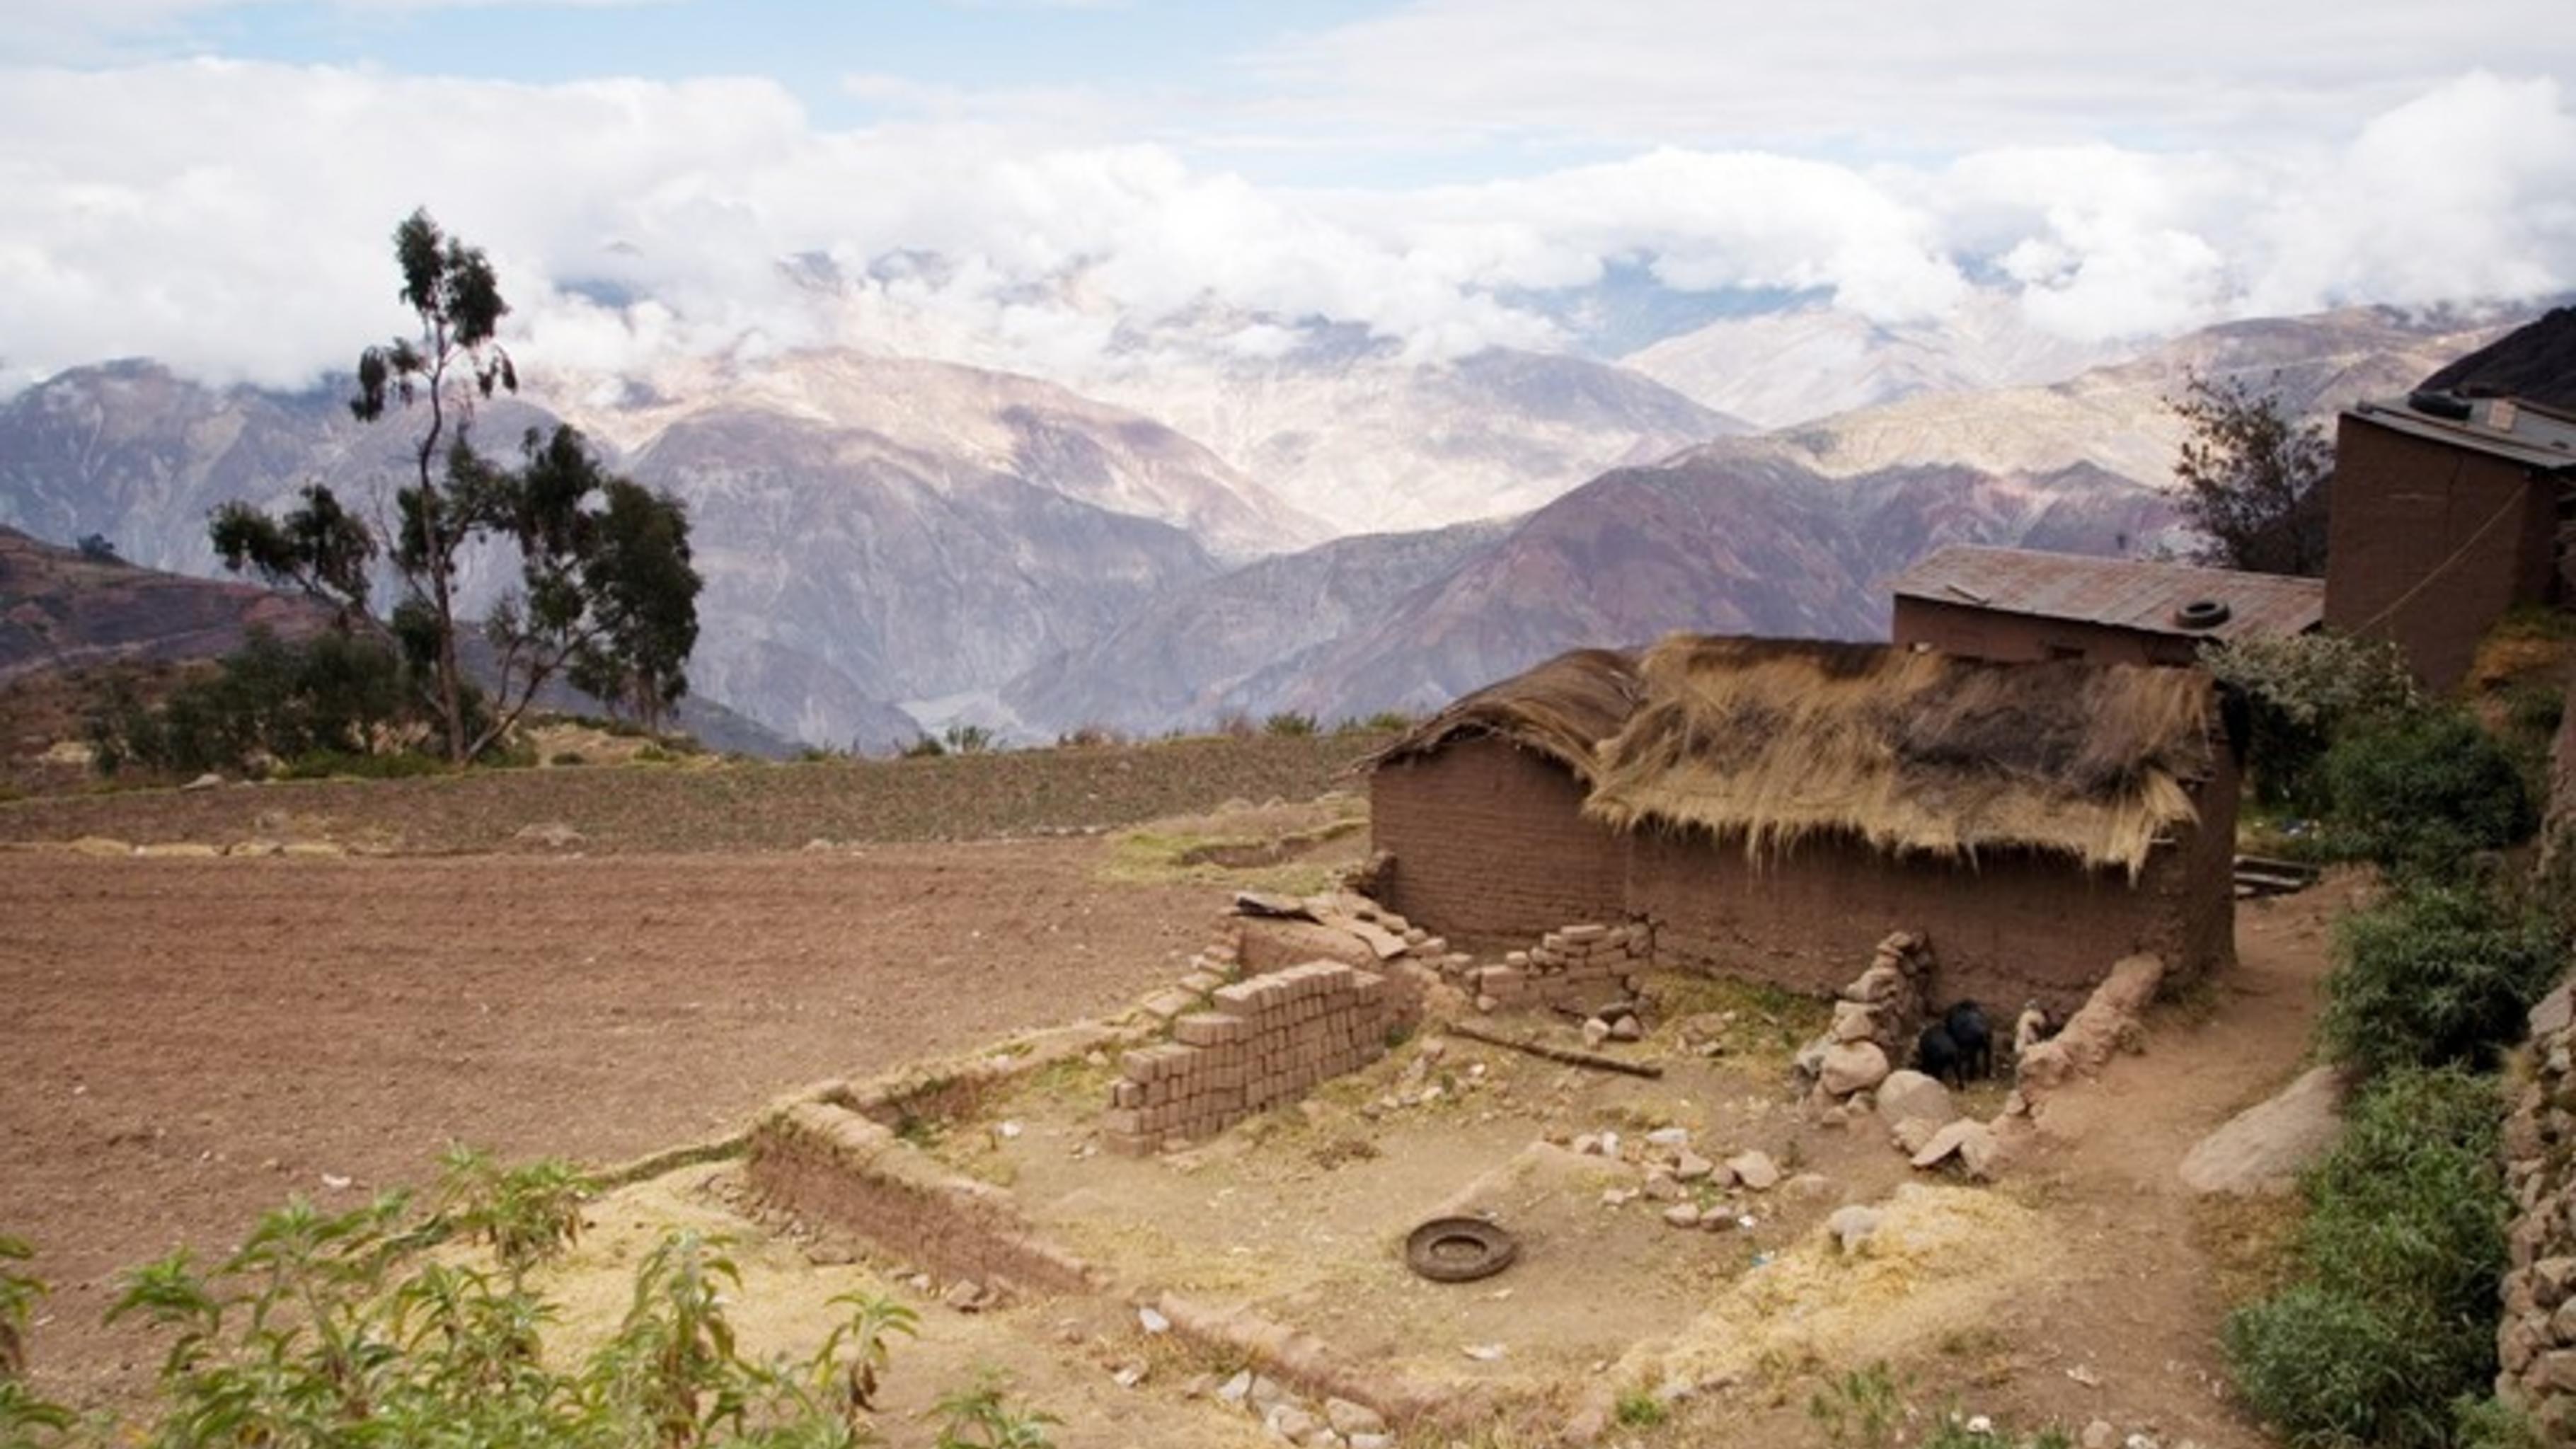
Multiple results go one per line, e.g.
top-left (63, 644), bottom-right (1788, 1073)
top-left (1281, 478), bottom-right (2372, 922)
top-left (747, 1101), bottom-right (1095, 1295)
top-left (1102, 962), bottom-right (1401, 1156)
top-left (1461, 922), bottom-right (1650, 1012)
top-left (2500, 981), bottom-right (2576, 1438)
top-left (1372, 737), bottom-right (1628, 942)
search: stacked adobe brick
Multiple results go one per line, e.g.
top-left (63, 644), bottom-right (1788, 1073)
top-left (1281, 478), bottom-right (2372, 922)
top-left (1102, 962), bottom-right (1405, 1156)
top-left (2499, 979), bottom-right (2576, 1438)
top-left (1457, 921), bottom-right (1653, 1012)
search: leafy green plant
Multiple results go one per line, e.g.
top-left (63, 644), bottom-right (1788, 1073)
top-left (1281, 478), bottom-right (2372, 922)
top-left (2200, 632), bottom-right (2422, 812)
top-left (0, 1235), bottom-right (40, 1382)
top-left (2222, 1068), bottom-right (2510, 1449)
top-left (432, 1147), bottom-right (589, 1282)
top-left (931, 1371), bottom-right (1059, 1448)
top-left (2318, 883), bottom-right (2564, 1075)
top-left (2321, 708), bottom-right (2536, 880)
top-left (814, 1293), bottom-right (917, 1414)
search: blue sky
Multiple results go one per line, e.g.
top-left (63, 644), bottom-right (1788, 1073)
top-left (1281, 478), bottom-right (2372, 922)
top-left (1, 1), bottom-right (2570, 391)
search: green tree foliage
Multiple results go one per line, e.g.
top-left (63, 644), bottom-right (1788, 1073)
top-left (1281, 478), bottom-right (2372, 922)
top-left (209, 484), bottom-right (379, 626)
top-left (2318, 882), bottom-right (2564, 1076)
top-left (2198, 632), bottom-right (2422, 812)
top-left (2168, 369), bottom-right (2333, 577)
top-left (565, 478), bottom-right (702, 735)
top-left (2223, 1068), bottom-right (2510, 1449)
top-left (2321, 708), bottom-right (2537, 879)
top-left (83, 628), bottom-right (410, 777)
top-left (73, 533), bottom-right (120, 565)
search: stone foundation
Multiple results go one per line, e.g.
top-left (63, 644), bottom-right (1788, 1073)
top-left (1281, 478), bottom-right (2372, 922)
top-left (2500, 979), bottom-right (2576, 1437)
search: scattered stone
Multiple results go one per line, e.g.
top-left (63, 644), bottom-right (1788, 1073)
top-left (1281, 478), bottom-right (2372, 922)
top-left (1642, 1170), bottom-right (1684, 1202)
top-left (2081, 1421), bottom-right (2117, 1449)
top-left (1609, 1015), bottom-right (1643, 1042)
top-left (1461, 1343), bottom-right (1506, 1361)
top-left (1323, 1398), bottom-right (1386, 1438)
top-left (1825, 1205), bottom-right (1881, 1254)
top-left (1875, 1070), bottom-right (1957, 1129)
top-left (1662, 1203), bottom-right (1703, 1228)
top-left (1674, 1150), bottom-right (1715, 1182)
top-left (1890, 1117), bottom-right (1941, 1156)
top-left (1137, 1304), bottom-right (1171, 1334)
top-left (2179, 1066), bottom-right (2348, 1196)
top-left (1110, 1363), bottom-right (1146, 1389)
top-left (1819, 1041), bottom-right (1892, 1097)
top-left (1265, 1404), bottom-right (1320, 1441)
top-left (67, 836), bottom-right (134, 858)
top-left (1217, 1370), bottom-right (1255, 1405)
top-left (1786, 1172), bottom-right (1833, 1199)
top-left (181, 772), bottom-right (224, 792)
top-left (943, 1280), bottom-right (984, 1312)
top-left (1645, 1126), bottom-right (1691, 1148)
top-left (1581, 1017), bottom-right (1612, 1049)
top-left (1726, 1150), bottom-right (1781, 1191)
top-left (1911, 1119), bottom-right (2003, 1179)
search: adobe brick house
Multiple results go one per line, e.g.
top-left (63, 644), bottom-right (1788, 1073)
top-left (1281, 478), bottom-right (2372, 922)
top-left (2325, 393), bottom-right (2576, 689)
top-left (1369, 637), bottom-right (2240, 1015)
top-left (1890, 545), bottom-right (2323, 666)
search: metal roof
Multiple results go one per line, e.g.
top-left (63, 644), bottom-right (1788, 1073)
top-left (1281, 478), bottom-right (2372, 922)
top-left (2343, 395), bottom-right (2576, 473)
top-left (1888, 545), bottom-right (2325, 642)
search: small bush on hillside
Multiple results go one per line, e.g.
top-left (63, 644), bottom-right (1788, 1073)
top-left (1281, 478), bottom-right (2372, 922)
top-left (2224, 1068), bottom-right (2509, 1449)
top-left (901, 734), bottom-right (946, 758)
top-left (1263, 711), bottom-right (1317, 738)
top-left (2202, 633), bottom-right (2422, 812)
top-left (2451, 1396), bottom-right (2546, 1449)
top-left (942, 723), bottom-right (996, 755)
top-left (2321, 708), bottom-right (2536, 879)
top-left (2319, 883), bottom-right (2564, 1076)
top-left (275, 749), bottom-right (451, 782)
top-left (84, 628), bottom-right (433, 778)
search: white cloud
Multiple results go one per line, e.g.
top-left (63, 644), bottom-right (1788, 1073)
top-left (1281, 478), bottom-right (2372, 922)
top-left (0, 61), bottom-right (2568, 396)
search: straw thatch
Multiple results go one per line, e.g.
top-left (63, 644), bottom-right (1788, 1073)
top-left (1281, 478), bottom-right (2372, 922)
top-left (1583, 637), bottom-right (2218, 877)
top-left (1376, 635), bottom-right (2222, 877)
top-left (1369, 647), bottom-right (1643, 783)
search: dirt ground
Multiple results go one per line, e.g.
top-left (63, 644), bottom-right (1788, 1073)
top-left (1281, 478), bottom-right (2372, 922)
top-left (0, 799), bottom-right (2347, 1446)
top-left (0, 842), bottom-right (1229, 1409)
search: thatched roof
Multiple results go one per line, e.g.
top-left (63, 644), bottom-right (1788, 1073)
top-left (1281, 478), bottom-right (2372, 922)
top-left (1379, 635), bottom-right (2221, 877)
top-left (1368, 647), bottom-right (1643, 783)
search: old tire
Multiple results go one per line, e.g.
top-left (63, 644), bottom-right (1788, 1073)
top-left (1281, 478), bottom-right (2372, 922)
top-left (1404, 1216), bottom-right (1517, 1283)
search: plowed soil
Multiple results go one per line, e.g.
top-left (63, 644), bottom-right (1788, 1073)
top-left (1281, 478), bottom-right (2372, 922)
top-left (0, 844), bottom-right (1222, 1409)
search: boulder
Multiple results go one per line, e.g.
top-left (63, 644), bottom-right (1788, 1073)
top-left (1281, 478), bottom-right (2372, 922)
top-left (1910, 1119), bottom-right (2003, 1179)
top-left (1824, 1204), bottom-right (1881, 1254)
top-left (1323, 1398), bottom-right (1386, 1438)
top-left (1726, 1150), bottom-right (1781, 1191)
top-left (1819, 1041), bottom-right (1891, 1097)
top-left (1874, 1070), bottom-right (1957, 1129)
top-left (2178, 1066), bottom-right (2349, 1196)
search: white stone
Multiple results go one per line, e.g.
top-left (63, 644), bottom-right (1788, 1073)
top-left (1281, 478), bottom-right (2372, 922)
top-left (1825, 1205), bottom-right (1881, 1254)
top-left (1137, 1305), bottom-right (1171, 1334)
top-left (1819, 1041), bottom-right (1892, 1097)
top-left (1875, 1070), bottom-right (1957, 1129)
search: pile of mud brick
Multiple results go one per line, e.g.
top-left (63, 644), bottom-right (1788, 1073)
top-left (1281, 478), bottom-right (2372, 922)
top-left (1103, 961), bottom-right (1400, 1156)
top-left (1456, 921), bottom-right (1652, 1012)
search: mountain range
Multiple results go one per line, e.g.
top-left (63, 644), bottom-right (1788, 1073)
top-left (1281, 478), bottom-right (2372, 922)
top-left (0, 296), bottom-right (2535, 750)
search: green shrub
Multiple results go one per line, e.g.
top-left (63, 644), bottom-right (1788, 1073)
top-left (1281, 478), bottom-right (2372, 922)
top-left (549, 751), bottom-right (587, 766)
top-left (2202, 633), bottom-right (2423, 812)
top-left (2321, 708), bottom-right (2536, 879)
top-left (2319, 884), bottom-right (2564, 1075)
top-left (275, 748), bottom-right (449, 781)
top-left (941, 723), bottom-right (995, 755)
top-left (1613, 1387), bottom-right (1667, 1427)
top-left (1262, 712), bottom-right (1317, 738)
top-left (2451, 1396), bottom-right (2545, 1449)
top-left (85, 628), bottom-right (416, 779)
top-left (2223, 1068), bottom-right (2510, 1448)
top-left (902, 734), bottom-right (948, 758)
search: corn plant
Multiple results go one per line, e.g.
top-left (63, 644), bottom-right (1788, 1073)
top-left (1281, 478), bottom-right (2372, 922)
top-left (931, 1372), bottom-right (1059, 1449)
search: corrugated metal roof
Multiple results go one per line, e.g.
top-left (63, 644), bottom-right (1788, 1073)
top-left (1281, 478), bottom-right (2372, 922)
top-left (1888, 545), bottom-right (2324, 642)
top-left (2345, 396), bottom-right (2576, 472)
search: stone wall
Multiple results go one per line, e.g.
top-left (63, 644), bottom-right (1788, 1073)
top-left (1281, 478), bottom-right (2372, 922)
top-left (1102, 961), bottom-right (1403, 1157)
top-left (2500, 980), bottom-right (2576, 1438)
top-left (1454, 922), bottom-right (1651, 1014)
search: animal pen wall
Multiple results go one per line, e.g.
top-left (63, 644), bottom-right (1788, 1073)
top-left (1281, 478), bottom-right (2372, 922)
top-left (1369, 639), bottom-right (2241, 1017)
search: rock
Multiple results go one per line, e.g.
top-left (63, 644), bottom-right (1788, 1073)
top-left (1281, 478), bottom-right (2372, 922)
top-left (1137, 1304), bottom-right (1171, 1334)
top-left (1663, 1203), bottom-right (1703, 1228)
top-left (1323, 1398), bottom-right (1386, 1438)
top-left (1875, 1070), bottom-right (1957, 1128)
top-left (1348, 1436), bottom-right (1391, 1449)
top-left (1826, 1205), bottom-right (1881, 1253)
top-left (2179, 1066), bottom-right (2349, 1196)
top-left (1673, 1150), bottom-right (1715, 1182)
top-left (1786, 1172), bottom-right (1834, 1199)
top-left (1217, 1370), bottom-right (1255, 1404)
top-left (1890, 1117), bottom-right (1941, 1155)
top-left (2530, 1257), bottom-right (2576, 1307)
top-left (1829, 1000), bottom-right (1878, 1043)
top-left (181, 772), bottom-right (224, 792)
top-left (512, 821), bottom-right (585, 849)
top-left (1247, 1374), bottom-right (1292, 1412)
top-left (2081, 1422), bottom-right (2118, 1449)
top-left (1819, 1041), bottom-right (1892, 1096)
top-left (943, 1280), bottom-right (985, 1312)
top-left (2533, 981), bottom-right (2575, 1038)
top-left (1111, 1363), bottom-right (1146, 1389)
top-left (1609, 1015), bottom-right (1643, 1042)
top-left (1582, 1017), bottom-right (1612, 1048)
top-left (1645, 1126), bottom-right (1691, 1147)
top-left (1911, 1119), bottom-right (2003, 1179)
top-left (1727, 1151), bottom-right (1781, 1191)
top-left (67, 836), bottom-right (134, 858)
top-left (1642, 1170), bottom-right (1684, 1201)
top-left (1265, 1404), bottom-right (1320, 1441)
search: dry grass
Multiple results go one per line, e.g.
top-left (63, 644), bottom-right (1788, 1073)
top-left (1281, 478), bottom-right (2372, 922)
top-left (1099, 794), bottom-right (1369, 894)
top-left (1587, 636), bottom-right (2218, 877)
top-left (1369, 648), bottom-right (1643, 783)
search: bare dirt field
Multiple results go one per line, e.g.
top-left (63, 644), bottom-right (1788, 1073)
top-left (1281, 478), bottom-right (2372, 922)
top-left (0, 753), bottom-right (2347, 1447)
top-left (0, 843), bottom-right (1231, 1409)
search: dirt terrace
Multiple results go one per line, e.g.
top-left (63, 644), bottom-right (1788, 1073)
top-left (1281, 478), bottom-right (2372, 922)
top-left (0, 843), bottom-right (1224, 1408)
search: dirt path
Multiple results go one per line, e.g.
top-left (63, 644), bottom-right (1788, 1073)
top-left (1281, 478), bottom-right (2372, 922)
top-left (0, 843), bottom-right (1223, 1409)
